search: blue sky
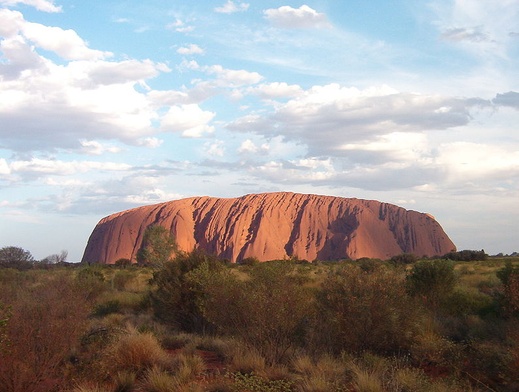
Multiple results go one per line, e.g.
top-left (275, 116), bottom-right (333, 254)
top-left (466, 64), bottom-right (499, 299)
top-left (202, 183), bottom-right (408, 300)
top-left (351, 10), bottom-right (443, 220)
top-left (0, 0), bottom-right (518, 261)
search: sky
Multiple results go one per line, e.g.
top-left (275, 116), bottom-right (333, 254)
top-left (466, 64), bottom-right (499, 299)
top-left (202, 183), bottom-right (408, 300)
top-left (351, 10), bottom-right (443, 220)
top-left (0, 0), bottom-right (518, 262)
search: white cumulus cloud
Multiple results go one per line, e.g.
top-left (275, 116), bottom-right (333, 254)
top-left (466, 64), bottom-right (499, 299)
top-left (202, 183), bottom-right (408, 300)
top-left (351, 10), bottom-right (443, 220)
top-left (160, 104), bottom-right (215, 137)
top-left (264, 5), bottom-right (330, 29)
top-left (22, 22), bottom-right (111, 60)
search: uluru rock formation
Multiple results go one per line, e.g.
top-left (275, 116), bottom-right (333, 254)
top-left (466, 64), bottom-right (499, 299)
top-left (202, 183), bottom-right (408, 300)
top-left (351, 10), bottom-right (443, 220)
top-left (81, 192), bottom-right (456, 264)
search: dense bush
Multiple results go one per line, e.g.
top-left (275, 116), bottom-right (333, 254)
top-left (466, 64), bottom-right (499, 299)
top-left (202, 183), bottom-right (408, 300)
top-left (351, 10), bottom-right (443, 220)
top-left (406, 259), bottom-right (457, 309)
top-left (497, 261), bottom-right (519, 317)
top-left (150, 249), bottom-right (223, 333)
top-left (316, 265), bottom-right (421, 354)
top-left (189, 261), bottom-right (313, 364)
top-left (443, 249), bottom-right (488, 261)
top-left (0, 274), bottom-right (91, 392)
top-left (389, 253), bottom-right (418, 265)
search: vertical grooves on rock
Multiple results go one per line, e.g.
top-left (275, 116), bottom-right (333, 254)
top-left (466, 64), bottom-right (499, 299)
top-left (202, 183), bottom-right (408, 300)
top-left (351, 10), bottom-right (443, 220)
top-left (284, 197), bottom-right (310, 257)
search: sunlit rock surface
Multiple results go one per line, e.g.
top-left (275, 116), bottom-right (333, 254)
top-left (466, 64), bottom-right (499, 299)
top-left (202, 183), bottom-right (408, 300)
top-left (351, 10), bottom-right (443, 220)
top-left (82, 192), bottom-right (456, 263)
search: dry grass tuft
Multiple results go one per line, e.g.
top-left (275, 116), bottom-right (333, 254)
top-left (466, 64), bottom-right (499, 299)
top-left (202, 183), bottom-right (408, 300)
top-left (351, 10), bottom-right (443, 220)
top-left (113, 370), bottom-right (137, 392)
top-left (108, 325), bottom-right (170, 374)
top-left (140, 366), bottom-right (178, 392)
top-left (227, 343), bottom-right (266, 374)
top-left (173, 352), bottom-right (206, 383)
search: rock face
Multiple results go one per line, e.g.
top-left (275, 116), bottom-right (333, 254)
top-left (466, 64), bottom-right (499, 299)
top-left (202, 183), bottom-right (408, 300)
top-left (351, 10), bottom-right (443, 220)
top-left (81, 192), bottom-right (456, 264)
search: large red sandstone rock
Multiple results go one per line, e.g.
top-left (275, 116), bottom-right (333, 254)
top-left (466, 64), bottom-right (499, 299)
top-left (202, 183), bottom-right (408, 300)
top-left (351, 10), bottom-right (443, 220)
top-left (81, 192), bottom-right (456, 264)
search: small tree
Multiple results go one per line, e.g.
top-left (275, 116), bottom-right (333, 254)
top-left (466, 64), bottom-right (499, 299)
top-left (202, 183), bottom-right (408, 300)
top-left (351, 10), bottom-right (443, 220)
top-left (0, 246), bottom-right (34, 270)
top-left (40, 250), bottom-right (68, 265)
top-left (136, 225), bottom-right (178, 266)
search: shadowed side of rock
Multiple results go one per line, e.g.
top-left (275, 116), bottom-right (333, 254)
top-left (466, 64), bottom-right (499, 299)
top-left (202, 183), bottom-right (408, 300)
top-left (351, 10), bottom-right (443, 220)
top-left (81, 192), bottom-right (456, 264)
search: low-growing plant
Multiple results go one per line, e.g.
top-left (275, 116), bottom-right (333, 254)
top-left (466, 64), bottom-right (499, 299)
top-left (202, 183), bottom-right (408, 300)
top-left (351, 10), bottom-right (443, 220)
top-left (230, 372), bottom-right (295, 392)
top-left (93, 299), bottom-right (121, 317)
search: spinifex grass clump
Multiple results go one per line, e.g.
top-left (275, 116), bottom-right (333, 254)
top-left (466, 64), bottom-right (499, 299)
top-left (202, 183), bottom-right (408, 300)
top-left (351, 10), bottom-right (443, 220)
top-left (107, 326), bottom-right (171, 375)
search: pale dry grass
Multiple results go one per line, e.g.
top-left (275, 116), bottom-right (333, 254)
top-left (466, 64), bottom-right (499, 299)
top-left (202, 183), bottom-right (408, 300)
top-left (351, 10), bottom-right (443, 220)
top-left (173, 352), bottom-right (206, 383)
top-left (107, 325), bottom-right (171, 374)
top-left (227, 343), bottom-right (266, 374)
top-left (292, 353), bottom-right (348, 392)
top-left (113, 370), bottom-right (136, 392)
top-left (140, 366), bottom-right (178, 392)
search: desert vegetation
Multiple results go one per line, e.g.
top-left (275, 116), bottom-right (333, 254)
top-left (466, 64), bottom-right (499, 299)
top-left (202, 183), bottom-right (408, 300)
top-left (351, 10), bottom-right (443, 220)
top-left (0, 244), bottom-right (518, 391)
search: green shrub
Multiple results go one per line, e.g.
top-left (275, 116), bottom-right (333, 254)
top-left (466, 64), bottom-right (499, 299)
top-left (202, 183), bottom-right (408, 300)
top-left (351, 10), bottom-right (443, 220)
top-left (444, 249), bottom-right (488, 261)
top-left (112, 270), bottom-right (134, 291)
top-left (406, 259), bottom-right (456, 309)
top-left (190, 261), bottom-right (314, 364)
top-left (93, 300), bottom-right (121, 317)
top-left (389, 253), bottom-right (418, 265)
top-left (239, 256), bottom-right (260, 266)
top-left (76, 267), bottom-right (108, 301)
top-left (443, 288), bottom-right (494, 317)
top-left (114, 258), bottom-right (132, 268)
top-left (150, 249), bottom-right (223, 333)
top-left (316, 265), bottom-right (421, 354)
